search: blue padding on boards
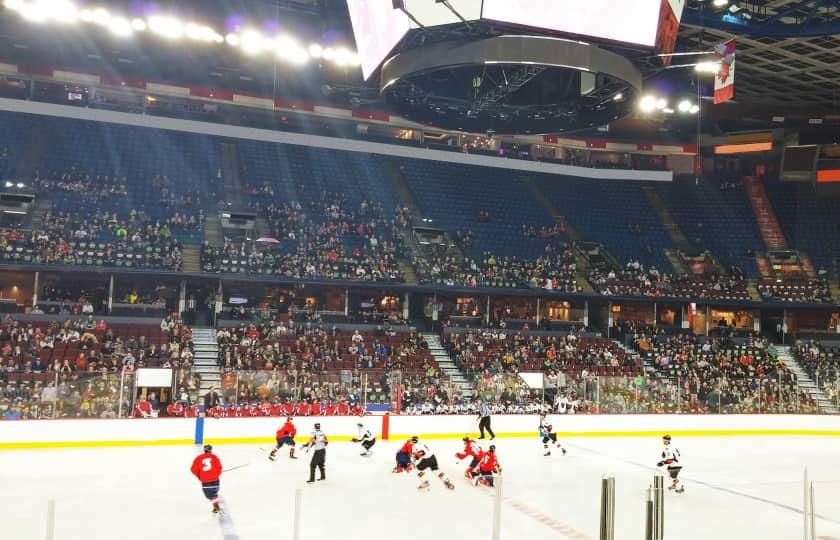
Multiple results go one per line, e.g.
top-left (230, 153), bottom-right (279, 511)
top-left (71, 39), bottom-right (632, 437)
top-left (194, 416), bottom-right (205, 445)
top-left (365, 404), bottom-right (391, 412)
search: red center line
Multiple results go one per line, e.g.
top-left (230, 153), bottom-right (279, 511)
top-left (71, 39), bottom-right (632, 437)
top-left (476, 480), bottom-right (591, 540)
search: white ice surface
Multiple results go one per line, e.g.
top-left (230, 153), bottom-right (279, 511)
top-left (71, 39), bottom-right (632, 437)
top-left (1, 436), bottom-right (840, 540)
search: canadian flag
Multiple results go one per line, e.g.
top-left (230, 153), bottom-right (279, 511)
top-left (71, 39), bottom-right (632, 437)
top-left (714, 39), bottom-right (736, 104)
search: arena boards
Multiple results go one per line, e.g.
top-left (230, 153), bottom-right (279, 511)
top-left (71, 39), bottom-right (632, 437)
top-left (1, 414), bottom-right (839, 449)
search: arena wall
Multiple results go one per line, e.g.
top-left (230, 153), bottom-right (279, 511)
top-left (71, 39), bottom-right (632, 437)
top-left (1, 415), bottom-right (839, 449)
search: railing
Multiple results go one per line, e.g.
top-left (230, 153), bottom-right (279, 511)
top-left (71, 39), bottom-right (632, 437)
top-left (0, 368), bottom-right (832, 420)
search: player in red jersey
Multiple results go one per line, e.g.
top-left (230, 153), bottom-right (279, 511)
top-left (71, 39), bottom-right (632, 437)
top-left (191, 444), bottom-right (223, 513)
top-left (455, 436), bottom-right (483, 479)
top-left (393, 436), bottom-right (415, 473)
top-left (269, 417), bottom-right (298, 460)
top-left (473, 445), bottom-right (502, 487)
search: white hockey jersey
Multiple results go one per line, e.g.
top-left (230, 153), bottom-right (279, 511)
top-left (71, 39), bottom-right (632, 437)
top-left (660, 445), bottom-right (682, 469)
top-left (357, 425), bottom-right (375, 442)
top-left (539, 416), bottom-right (554, 435)
top-left (413, 442), bottom-right (435, 461)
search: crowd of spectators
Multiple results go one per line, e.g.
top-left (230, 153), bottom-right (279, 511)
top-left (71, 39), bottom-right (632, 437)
top-left (417, 247), bottom-right (578, 291)
top-left (0, 314), bottom-right (195, 418)
top-left (589, 260), bottom-right (750, 300)
top-left (758, 280), bottom-right (833, 303)
top-left (628, 326), bottom-right (816, 413)
top-left (793, 341), bottom-right (839, 407)
top-left (202, 195), bottom-right (404, 282)
top-left (1, 210), bottom-right (186, 270)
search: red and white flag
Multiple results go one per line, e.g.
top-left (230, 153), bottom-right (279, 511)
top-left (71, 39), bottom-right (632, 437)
top-left (713, 39), bottom-right (736, 104)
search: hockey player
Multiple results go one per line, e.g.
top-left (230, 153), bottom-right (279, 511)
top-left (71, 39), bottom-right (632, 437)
top-left (455, 436), bottom-right (483, 479)
top-left (656, 434), bottom-right (685, 493)
top-left (190, 444), bottom-right (223, 514)
top-left (474, 445), bottom-right (502, 487)
top-left (352, 421), bottom-right (376, 456)
top-left (269, 417), bottom-right (298, 461)
top-left (539, 413), bottom-right (566, 457)
top-left (393, 436), bottom-right (415, 473)
top-left (303, 423), bottom-right (328, 483)
top-left (413, 437), bottom-right (455, 491)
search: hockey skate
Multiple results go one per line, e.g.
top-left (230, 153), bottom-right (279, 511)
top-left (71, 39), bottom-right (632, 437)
top-left (675, 486), bottom-right (685, 493)
top-left (417, 480), bottom-right (430, 491)
top-left (544, 450), bottom-right (551, 456)
top-left (561, 447), bottom-right (567, 456)
top-left (444, 479), bottom-right (455, 490)
top-left (268, 453), bottom-right (276, 461)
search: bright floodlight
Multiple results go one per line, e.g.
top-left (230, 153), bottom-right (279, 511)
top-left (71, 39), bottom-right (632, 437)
top-left (308, 43), bottom-right (323, 58)
top-left (108, 16), bottom-right (132, 37)
top-left (92, 7), bottom-right (109, 25)
top-left (3, 181), bottom-right (12, 188)
top-left (689, 104), bottom-right (700, 114)
top-left (225, 33), bottom-right (240, 46)
top-left (15, 182), bottom-right (24, 188)
top-left (131, 18), bottom-right (146, 31)
top-left (333, 48), bottom-right (352, 67)
top-left (695, 61), bottom-right (721, 74)
top-left (613, 92), bottom-right (623, 101)
top-left (713, 0), bottom-right (728, 6)
top-left (4, 0), bottom-right (25, 11)
top-left (677, 100), bottom-right (692, 113)
top-left (240, 29), bottom-right (264, 54)
top-left (347, 52), bottom-right (361, 67)
top-left (639, 95), bottom-right (656, 112)
top-left (148, 15), bottom-right (184, 39)
top-left (78, 8), bottom-right (94, 22)
top-left (20, 4), bottom-right (48, 22)
top-left (655, 98), bottom-right (667, 110)
top-left (47, 0), bottom-right (78, 23)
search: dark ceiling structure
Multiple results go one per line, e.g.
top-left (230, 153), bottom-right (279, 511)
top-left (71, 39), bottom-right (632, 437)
top-left (673, 0), bottom-right (840, 112)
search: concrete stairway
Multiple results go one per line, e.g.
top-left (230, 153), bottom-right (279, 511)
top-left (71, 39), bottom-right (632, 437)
top-left (421, 332), bottom-right (474, 399)
top-left (775, 345), bottom-right (839, 414)
top-left (181, 245), bottom-right (201, 272)
top-left (204, 213), bottom-right (224, 247)
top-left (743, 176), bottom-right (788, 251)
top-left (522, 176), bottom-right (581, 242)
top-left (28, 198), bottom-right (52, 230)
top-left (219, 142), bottom-right (244, 210)
top-left (192, 327), bottom-right (221, 395)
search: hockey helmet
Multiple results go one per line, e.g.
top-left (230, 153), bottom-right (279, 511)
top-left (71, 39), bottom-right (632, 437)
top-left (462, 435), bottom-right (470, 442)
top-left (663, 434), bottom-right (672, 443)
top-left (489, 445), bottom-right (496, 452)
top-left (411, 435), bottom-right (419, 443)
top-left (314, 422), bottom-right (321, 430)
top-left (203, 444), bottom-right (213, 453)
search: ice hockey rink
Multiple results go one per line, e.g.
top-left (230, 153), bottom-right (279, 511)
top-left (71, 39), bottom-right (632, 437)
top-left (1, 435), bottom-right (839, 540)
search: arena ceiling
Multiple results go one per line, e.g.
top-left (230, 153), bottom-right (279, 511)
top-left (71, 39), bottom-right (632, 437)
top-left (671, 0), bottom-right (840, 112)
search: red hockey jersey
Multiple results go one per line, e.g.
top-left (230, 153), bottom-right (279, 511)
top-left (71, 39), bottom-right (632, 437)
top-left (478, 451), bottom-right (500, 474)
top-left (456, 439), bottom-right (482, 460)
top-left (276, 421), bottom-right (297, 439)
top-left (191, 452), bottom-right (222, 483)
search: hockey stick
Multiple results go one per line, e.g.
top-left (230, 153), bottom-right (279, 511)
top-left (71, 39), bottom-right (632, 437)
top-left (223, 463), bottom-right (251, 473)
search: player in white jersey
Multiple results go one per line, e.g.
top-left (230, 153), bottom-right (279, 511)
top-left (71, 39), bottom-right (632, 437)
top-left (656, 434), bottom-right (684, 493)
top-left (539, 413), bottom-right (566, 457)
top-left (411, 437), bottom-right (455, 491)
top-left (352, 422), bottom-right (376, 456)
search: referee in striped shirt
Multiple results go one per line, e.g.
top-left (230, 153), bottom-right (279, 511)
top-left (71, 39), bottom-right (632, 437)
top-left (477, 400), bottom-right (495, 440)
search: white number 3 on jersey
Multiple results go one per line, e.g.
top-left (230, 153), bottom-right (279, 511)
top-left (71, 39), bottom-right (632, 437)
top-left (202, 457), bottom-right (213, 471)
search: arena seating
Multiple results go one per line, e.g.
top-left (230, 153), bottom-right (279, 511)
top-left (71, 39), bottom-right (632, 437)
top-left (765, 178), bottom-right (840, 274)
top-left (627, 326), bottom-right (816, 413)
top-left (793, 341), bottom-right (839, 406)
top-left (535, 175), bottom-right (673, 270)
top-left (655, 176), bottom-right (762, 276)
top-left (400, 158), bottom-right (559, 259)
